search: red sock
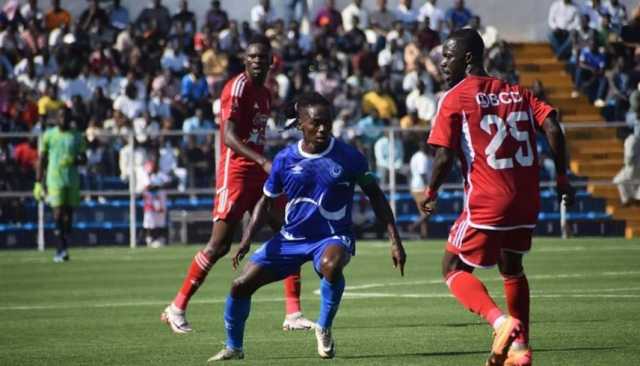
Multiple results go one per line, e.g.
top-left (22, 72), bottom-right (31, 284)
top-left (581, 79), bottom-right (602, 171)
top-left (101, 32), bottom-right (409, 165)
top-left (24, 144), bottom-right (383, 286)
top-left (283, 270), bottom-right (302, 315)
top-left (446, 271), bottom-right (503, 326)
top-left (504, 273), bottom-right (530, 344)
top-left (173, 250), bottom-right (213, 310)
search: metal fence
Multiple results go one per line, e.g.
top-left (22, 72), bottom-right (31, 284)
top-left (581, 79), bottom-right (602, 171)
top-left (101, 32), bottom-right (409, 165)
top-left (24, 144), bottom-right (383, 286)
top-left (0, 122), bottom-right (633, 249)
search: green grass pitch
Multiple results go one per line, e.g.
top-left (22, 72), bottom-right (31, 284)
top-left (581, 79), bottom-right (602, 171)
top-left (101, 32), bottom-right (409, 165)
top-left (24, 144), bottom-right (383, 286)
top-left (1, 238), bottom-right (640, 365)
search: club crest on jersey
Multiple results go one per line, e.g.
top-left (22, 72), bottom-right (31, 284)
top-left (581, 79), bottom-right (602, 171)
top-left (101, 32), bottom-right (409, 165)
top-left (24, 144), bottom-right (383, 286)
top-left (329, 164), bottom-right (343, 178)
top-left (291, 165), bottom-right (304, 174)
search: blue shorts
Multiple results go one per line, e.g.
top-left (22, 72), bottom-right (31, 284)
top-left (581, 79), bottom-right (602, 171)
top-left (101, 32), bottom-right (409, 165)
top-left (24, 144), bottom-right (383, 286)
top-left (249, 233), bottom-right (355, 279)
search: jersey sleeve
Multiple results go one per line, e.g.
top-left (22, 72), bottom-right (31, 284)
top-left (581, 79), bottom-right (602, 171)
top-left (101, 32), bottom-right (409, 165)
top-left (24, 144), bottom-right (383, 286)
top-left (263, 152), bottom-right (285, 198)
top-left (524, 88), bottom-right (555, 127)
top-left (427, 94), bottom-right (462, 150)
top-left (220, 76), bottom-right (247, 124)
top-left (352, 148), bottom-right (376, 186)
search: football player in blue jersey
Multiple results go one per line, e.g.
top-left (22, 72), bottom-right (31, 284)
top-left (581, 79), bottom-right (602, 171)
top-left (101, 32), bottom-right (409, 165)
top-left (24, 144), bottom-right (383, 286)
top-left (208, 92), bottom-right (406, 362)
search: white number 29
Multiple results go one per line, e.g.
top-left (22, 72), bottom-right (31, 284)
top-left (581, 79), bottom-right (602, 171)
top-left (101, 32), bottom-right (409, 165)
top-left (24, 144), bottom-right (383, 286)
top-left (480, 111), bottom-right (534, 170)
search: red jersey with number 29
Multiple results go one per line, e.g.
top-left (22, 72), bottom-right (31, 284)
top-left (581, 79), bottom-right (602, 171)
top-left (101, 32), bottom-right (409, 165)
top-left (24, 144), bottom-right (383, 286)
top-left (428, 75), bottom-right (555, 229)
top-left (218, 73), bottom-right (271, 182)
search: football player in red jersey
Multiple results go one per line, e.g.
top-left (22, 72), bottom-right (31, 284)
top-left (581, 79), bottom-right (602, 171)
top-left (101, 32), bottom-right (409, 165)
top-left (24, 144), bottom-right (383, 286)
top-left (420, 29), bottom-right (575, 366)
top-left (162, 35), bottom-right (314, 334)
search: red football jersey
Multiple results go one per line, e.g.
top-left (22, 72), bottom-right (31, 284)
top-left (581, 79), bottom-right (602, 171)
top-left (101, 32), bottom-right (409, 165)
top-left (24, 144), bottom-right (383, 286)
top-left (428, 75), bottom-right (554, 229)
top-left (217, 73), bottom-right (271, 187)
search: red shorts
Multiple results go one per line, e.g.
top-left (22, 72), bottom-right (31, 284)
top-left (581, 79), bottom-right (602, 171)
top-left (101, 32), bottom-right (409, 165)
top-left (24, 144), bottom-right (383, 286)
top-left (446, 215), bottom-right (533, 268)
top-left (212, 173), bottom-right (286, 222)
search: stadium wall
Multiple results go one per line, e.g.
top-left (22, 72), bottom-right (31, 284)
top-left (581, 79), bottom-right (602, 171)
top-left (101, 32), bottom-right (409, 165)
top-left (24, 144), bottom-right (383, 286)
top-left (62, 0), bottom-right (637, 42)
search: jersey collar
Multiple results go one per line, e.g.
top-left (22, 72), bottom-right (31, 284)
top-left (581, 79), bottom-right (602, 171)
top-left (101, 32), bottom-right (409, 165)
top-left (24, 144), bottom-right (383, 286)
top-left (297, 138), bottom-right (335, 159)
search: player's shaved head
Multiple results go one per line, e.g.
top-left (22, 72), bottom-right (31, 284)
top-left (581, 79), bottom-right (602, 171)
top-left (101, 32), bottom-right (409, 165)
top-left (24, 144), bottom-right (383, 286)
top-left (447, 28), bottom-right (484, 66)
top-left (440, 28), bottom-right (487, 87)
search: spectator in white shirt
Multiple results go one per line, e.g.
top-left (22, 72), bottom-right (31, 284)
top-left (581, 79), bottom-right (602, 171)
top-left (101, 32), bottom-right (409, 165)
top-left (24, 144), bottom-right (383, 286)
top-left (418, 0), bottom-right (446, 34)
top-left (605, 0), bottom-right (627, 32)
top-left (409, 140), bottom-right (433, 238)
top-left (581, 0), bottom-right (607, 29)
top-left (147, 89), bottom-right (172, 120)
top-left (161, 39), bottom-right (189, 74)
top-left (250, 0), bottom-right (275, 32)
top-left (467, 15), bottom-right (499, 49)
top-left (113, 82), bottom-right (145, 120)
top-left (342, 0), bottom-right (369, 32)
top-left (374, 132), bottom-right (404, 186)
top-left (405, 80), bottom-right (436, 122)
top-left (395, 0), bottom-right (419, 26)
top-left (20, 0), bottom-right (43, 24)
top-left (548, 0), bottom-right (580, 59)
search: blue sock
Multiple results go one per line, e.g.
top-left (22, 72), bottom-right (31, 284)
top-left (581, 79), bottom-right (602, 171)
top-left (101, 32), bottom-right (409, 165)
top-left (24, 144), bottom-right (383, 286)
top-left (317, 275), bottom-right (345, 329)
top-left (223, 296), bottom-right (251, 350)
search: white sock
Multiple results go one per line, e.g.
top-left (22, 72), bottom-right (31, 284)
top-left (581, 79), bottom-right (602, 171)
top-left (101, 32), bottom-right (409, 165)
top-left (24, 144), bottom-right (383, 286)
top-left (492, 315), bottom-right (508, 330)
top-left (511, 341), bottom-right (528, 351)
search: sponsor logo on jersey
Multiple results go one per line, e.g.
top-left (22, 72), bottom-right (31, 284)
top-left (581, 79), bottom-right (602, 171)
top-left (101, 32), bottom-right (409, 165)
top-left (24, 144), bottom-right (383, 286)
top-left (475, 91), bottom-right (523, 108)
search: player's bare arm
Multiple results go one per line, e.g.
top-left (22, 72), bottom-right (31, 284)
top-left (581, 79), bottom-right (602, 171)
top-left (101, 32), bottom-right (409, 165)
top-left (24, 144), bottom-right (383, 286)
top-left (224, 118), bottom-right (272, 173)
top-left (232, 194), bottom-right (273, 269)
top-left (360, 180), bottom-right (406, 276)
top-left (419, 146), bottom-right (456, 216)
top-left (540, 111), bottom-right (575, 206)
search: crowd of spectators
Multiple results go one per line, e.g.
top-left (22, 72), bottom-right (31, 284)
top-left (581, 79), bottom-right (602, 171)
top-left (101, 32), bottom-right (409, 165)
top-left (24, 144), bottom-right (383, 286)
top-left (3, 0), bottom-right (636, 201)
top-left (0, 0), bottom-right (516, 199)
top-left (548, 0), bottom-right (640, 117)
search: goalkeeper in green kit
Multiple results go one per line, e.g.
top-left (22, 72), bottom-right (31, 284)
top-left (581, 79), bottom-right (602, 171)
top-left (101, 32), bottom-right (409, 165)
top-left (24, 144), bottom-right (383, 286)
top-left (34, 107), bottom-right (86, 262)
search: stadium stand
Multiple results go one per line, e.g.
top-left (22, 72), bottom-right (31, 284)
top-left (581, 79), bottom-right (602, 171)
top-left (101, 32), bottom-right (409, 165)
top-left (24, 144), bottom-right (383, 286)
top-left (1, 0), bottom-right (638, 247)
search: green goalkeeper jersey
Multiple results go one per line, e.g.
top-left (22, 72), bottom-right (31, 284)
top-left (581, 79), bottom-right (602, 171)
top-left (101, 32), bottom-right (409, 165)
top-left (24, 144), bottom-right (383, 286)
top-left (39, 127), bottom-right (86, 189)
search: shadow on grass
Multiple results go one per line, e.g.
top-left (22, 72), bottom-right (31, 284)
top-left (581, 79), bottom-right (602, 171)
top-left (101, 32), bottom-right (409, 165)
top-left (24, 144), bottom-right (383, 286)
top-left (258, 346), bottom-right (620, 361)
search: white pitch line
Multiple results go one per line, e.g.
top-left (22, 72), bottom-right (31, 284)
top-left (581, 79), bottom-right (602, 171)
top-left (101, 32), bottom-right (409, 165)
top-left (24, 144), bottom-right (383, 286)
top-left (3, 271), bottom-right (640, 312)
top-left (3, 289), bottom-right (640, 312)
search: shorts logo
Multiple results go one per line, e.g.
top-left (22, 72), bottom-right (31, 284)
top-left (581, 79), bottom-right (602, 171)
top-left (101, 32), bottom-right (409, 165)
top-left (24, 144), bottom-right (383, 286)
top-left (330, 165), bottom-right (342, 178)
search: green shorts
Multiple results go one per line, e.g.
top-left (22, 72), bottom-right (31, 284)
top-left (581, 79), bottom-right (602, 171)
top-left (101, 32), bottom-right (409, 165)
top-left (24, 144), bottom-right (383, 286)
top-left (47, 185), bottom-right (81, 208)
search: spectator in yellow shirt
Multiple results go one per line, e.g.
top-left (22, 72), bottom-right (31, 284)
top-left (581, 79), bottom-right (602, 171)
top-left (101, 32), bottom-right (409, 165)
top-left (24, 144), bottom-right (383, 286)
top-left (362, 77), bottom-right (398, 119)
top-left (38, 83), bottom-right (64, 126)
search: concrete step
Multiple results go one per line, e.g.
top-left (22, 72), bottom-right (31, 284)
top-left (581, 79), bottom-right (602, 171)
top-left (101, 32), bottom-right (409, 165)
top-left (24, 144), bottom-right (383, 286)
top-left (559, 105), bottom-right (603, 116)
top-left (573, 164), bottom-right (620, 177)
top-left (625, 226), bottom-right (640, 239)
top-left (549, 95), bottom-right (593, 107)
top-left (607, 205), bottom-right (640, 217)
top-left (569, 138), bottom-right (622, 149)
top-left (565, 127), bottom-right (618, 140)
top-left (561, 114), bottom-right (604, 122)
top-left (572, 150), bottom-right (623, 160)
top-left (518, 61), bottom-right (566, 73)
top-left (570, 159), bottom-right (621, 171)
top-left (520, 73), bottom-right (573, 87)
top-left (588, 184), bottom-right (619, 199)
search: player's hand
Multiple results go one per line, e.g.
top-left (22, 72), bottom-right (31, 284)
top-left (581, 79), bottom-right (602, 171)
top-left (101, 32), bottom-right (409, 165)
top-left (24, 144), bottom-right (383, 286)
top-left (391, 242), bottom-right (406, 277)
top-left (33, 182), bottom-right (45, 201)
top-left (420, 198), bottom-right (437, 217)
top-left (418, 187), bottom-right (438, 217)
top-left (556, 176), bottom-right (575, 207)
top-left (557, 184), bottom-right (575, 207)
top-left (232, 241), bottom-right (251, 270)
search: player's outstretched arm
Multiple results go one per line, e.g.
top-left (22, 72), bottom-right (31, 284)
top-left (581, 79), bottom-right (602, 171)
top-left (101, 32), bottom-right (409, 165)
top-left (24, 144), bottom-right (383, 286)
top-left (224, 119), bottom-right (272, 173)
top-left (541, 112), bottom-right (575, 207)
top-left (360, 180), bottom-right (406, 276)
top-left (419, 146), bottom-right (456, 217)
top-left (232, 194), bottom-right (274, 270)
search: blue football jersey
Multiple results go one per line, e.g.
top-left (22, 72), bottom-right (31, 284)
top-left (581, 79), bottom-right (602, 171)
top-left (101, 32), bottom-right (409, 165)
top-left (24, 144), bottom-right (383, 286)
top-left (264, 138), bottom-right (369, 241)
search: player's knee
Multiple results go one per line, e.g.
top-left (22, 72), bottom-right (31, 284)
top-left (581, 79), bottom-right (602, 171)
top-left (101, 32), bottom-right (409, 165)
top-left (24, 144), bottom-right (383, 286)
top-left (204, 240), bottom-right (230, 260)
top-left (320, 257), bottom-right (344, 282)
top-left (230, 276), bottom-right (254, 298)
